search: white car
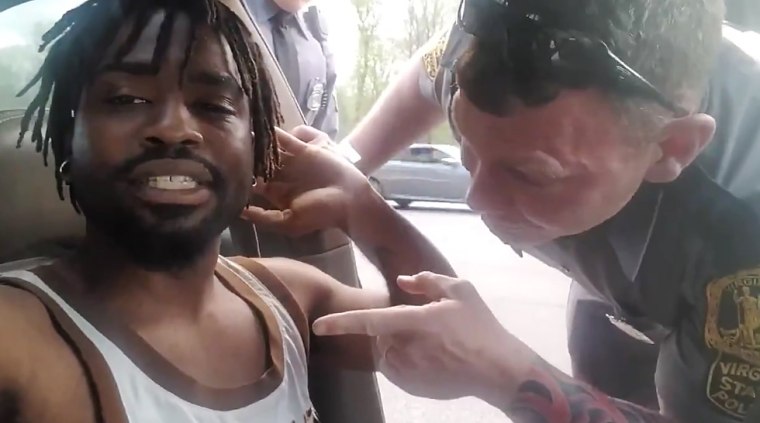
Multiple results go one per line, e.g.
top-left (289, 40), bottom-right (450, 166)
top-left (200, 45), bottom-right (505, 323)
top-left (370, 143), bottom-right (470, 208)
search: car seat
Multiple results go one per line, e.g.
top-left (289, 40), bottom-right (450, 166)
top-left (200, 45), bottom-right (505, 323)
top-left (0, 0), bottom-right (385, 421)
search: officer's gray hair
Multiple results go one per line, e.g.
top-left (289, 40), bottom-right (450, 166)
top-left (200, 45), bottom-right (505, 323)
top-left (458, 0), bottom-right (725, 124)
top-left (600, 0), bottom-right (724, 111)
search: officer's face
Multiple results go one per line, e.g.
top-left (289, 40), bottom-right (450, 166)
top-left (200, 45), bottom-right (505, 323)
top-left (453, 88), bottom-right (668, 247)
top-left (70, 10), bottom-right (254, 269)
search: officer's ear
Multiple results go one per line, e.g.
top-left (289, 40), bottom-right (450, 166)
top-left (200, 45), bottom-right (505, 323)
top-left (644, 113), bottom-right (716, 183)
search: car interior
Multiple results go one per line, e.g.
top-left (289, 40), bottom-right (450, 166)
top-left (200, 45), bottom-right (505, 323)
top-left (0, 0), bottom-right (386, 421)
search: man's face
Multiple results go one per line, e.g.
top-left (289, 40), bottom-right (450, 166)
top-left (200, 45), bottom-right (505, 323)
top-left (70, 11), bottom-right (253, 270)
top-left (452, 88), bottom-right (663, 247)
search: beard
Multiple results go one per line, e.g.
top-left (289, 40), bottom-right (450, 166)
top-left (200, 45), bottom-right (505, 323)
top-left (83, 201), bottom-right (233, 272)
top-left (71, 148), bottom-right (247, 272)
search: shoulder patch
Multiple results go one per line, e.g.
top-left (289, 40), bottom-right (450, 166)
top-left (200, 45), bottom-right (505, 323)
top-left (704, 267), bottom-right (760, 418)
top-left (421, 28), bottom-right (451, 81)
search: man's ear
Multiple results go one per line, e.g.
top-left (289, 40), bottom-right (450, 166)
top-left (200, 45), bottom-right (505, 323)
top-left (644, 113), bottom-right (716, 183)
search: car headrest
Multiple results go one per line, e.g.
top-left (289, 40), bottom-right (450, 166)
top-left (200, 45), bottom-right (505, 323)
top-left (0, 110), bottom-right (85, 261)
top-left (0, 0), bottom-right (304, 262)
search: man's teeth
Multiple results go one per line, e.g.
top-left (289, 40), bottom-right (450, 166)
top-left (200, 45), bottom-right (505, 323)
top-left (146, 176), bottom-right (199, 190)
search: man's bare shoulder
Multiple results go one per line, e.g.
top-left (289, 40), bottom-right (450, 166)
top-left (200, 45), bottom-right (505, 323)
top-left (0, 284), bottom-right (98, 423)
top-left (228, 256), bottom-right (388, 319)
top-left (227, 256), bottom-right (327, 316)
top-left (0, 282), bottom-right (91, 376)
top-left (0, 283), bottom-right (53, 338)
top-left (0, 284), bottom-right (55, 375)
top-left (0, 284), bottom-right (58, 413)
top-left (243, 257), bottom-right (330, 287)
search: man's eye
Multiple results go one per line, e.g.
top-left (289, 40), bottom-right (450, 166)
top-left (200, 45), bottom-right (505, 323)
top-left (196, 102), bottom-right (236, 116)
top-left (105, 95), bottom-right (148, 105)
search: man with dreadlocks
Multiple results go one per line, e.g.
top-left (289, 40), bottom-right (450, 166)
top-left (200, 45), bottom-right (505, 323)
top-left (0, 0), bottom-right (455, 422)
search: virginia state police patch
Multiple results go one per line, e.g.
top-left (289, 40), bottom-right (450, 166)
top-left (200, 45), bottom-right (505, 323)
top-left (421, 28), bottom-right (450, 81)
top-left (705, 268), bottom-right (760, 418)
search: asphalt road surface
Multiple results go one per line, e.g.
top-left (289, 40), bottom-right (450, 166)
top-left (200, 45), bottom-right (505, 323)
top-left (354, 203), bottom-right (572, 423)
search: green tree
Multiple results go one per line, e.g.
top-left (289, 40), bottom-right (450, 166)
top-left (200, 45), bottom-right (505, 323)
top-left (337, 0), bottom-right (458, 145)
top-left (337, 0), bottom-right (396, 137)
top-left (397, 0), bottom-right (457, 145)
top-left (398, 0), bottom-right (455, 58)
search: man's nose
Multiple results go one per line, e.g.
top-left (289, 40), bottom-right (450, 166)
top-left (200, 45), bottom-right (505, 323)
top-left (143, 99), bottom-right (203, 147)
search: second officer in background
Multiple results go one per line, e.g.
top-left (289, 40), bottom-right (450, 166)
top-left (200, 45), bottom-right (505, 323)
top-left (245, 0), bottom-right (338, 138)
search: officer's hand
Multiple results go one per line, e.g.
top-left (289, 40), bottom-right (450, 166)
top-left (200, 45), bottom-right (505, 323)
top-left (312, 272), bottom-right (534, 405)
top-left (241, 126), bottom-right (374, 237)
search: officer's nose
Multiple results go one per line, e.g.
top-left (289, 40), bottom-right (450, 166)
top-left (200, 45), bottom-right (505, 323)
top-left (143, 99), bottom-right (203, 148)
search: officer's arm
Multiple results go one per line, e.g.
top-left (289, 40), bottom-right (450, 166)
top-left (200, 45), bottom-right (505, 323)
top-left (498, 354), bottom-right (677, 422)
top-left (343, 43), bottom-right (446, 175)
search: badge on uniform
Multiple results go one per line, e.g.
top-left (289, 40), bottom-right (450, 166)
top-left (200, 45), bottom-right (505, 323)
top-left (704, 268), bottom-right (760, 419)
top-left (304, 81), bottom-right (325, 125)
top-left (307, 82), bottom-right (325, 112)
top-left (605, 313), bottom-right (655, 344)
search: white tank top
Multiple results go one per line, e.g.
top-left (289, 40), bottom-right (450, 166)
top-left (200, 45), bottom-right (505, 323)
top-left (0, 256), bottom-right (315, 423)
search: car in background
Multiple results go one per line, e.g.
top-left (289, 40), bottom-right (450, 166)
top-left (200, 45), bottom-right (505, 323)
top-left (369, 143), bottom-right (470, 208)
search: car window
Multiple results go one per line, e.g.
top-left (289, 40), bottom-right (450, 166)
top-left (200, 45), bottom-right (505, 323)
top-left (0, 0), bottom-right (84, 110)
top-left (392, 149), bottom-right (415, 162)
top-left (433, 145), bottom-right (462, 162)
top-left (410, 147), bottom-right (435, 162)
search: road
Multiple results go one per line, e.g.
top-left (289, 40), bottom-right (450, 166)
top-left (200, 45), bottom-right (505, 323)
top-left (354, 203), bottom-right (572, 423)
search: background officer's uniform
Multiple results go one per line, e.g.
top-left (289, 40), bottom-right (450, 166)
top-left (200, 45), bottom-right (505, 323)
top-left (243, 0), bottom-right (338, 139)
top-left (418, 22), bottom-right (760, 422)
top-left (223, 0), bottom-right (339, 259)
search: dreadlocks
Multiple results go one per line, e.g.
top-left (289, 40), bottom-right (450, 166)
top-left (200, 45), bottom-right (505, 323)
top-left (16, 0), bottom-right (283, 211)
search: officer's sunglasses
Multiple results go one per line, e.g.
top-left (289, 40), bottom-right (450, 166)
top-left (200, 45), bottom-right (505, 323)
top-left (456, 0), bottom-right (688, 116)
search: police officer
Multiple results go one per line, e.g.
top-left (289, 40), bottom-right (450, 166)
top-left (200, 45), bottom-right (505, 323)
top-left (340, 2), bottom-right (760, 420)
top-left (244, 0), bottom-right (338, 138)
top-left (242, 0), bottom-right (760, 421)
top-left (565, 22), bottom-right (760, 413)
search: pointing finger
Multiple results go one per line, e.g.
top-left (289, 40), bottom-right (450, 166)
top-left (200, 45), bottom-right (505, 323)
top-left (396, 272), bottom-right (474, 301)
top-left (396, 272), bottom-right (448, 300)
top-left (312, 306), bottom-right (424, 337)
